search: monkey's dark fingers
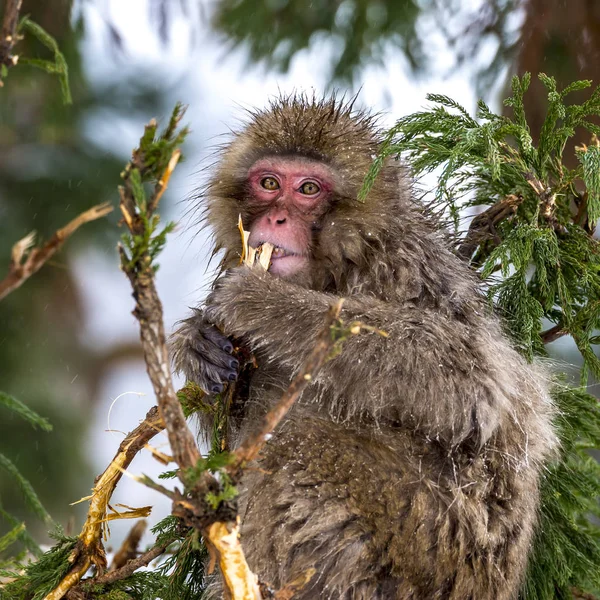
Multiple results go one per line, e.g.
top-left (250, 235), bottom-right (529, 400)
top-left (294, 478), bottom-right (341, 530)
top-left (203, 325), bottom-right (234, 354)
top-left (196, 358), bottom-right (238, 394)
top-left (190, 329), bottom-right (239, 370)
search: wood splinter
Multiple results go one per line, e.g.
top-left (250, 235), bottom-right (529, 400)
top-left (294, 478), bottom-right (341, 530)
top-left (238, 215), bottom-right (274, 270)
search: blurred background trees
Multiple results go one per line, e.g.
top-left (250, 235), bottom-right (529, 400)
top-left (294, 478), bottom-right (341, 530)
top-left (0, 0), bottom-right (597, 551)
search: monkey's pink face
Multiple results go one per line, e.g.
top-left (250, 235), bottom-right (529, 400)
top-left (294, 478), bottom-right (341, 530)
top-left (246, 157), bottom-right (334, 278)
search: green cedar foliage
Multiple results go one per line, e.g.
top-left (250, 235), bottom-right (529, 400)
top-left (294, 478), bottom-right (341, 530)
top-left (0, 17), bottom-right (71, 104)
top-left (0, 392), bottom-right (52, 563)
top-left (363, 73), bottom-right (600, 598)
top-left (0, 533), bottom-right (77, 600)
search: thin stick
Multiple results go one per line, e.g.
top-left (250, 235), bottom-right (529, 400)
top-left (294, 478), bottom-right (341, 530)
top-left (457, 194), bottom-right (523, 261)
top-left (0, 203), bottom-right (113, 301)
top-left (110, 520), bottom-right (147, 570)
top-left (541, 323), bottom-right (566, 345)
top-left (119, 148), bottom-right (261, 600)
top-left (231, 299), bottom-right (344, 470)
top-left (66, 535), bottom-right (176, 599)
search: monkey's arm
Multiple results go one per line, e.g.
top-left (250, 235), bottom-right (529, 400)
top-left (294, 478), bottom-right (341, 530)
top-left (205, 267), bottom-right (533, 446)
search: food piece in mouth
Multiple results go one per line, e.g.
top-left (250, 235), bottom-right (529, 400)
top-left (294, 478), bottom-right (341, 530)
top-left (238, 215), bottom-right (274, 270)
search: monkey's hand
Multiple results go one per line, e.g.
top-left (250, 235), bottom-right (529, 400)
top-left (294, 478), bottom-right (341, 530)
top-left (170, 309), bottom-right (239, 394)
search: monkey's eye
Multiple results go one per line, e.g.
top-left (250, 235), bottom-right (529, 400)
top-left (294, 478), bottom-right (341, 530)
top-left (300, 181), bottom-right (320, 195)
top-left (260, 177), bottom-right (280, 191)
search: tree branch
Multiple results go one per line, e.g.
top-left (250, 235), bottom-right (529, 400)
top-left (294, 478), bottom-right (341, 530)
top-left (0, 0), bottom-right (22, 77)
top-left (457, 194), bottom-right (523, 261)
top-left (110, 520), bottom-right (147, 570)
top-left (572, 587), bottom-right (600, 600)
top-left (44, 406), bottom-right (164, 600)
top-left (541, 323), bottom-right (567, 344)
top-left (66, 534), bottom-right (176, 599)
top-left (524, 171), bottom-right (558, 225)
top-left (0, 202), bottom-right (113, 301)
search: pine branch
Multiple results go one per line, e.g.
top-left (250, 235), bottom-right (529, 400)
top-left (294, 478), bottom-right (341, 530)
top-left (117, 112), bottom-right (263, 600)
top-left (0, 203), bottom-right (113, 301)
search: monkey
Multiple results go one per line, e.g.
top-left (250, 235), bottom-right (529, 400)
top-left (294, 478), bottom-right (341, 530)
top-left (170, 96), bottom-right (556, 600)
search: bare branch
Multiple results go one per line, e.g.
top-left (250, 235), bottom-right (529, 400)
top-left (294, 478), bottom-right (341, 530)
top-left (541, 323), bottom-right (567, 345)
top-left (66, 534), bottom-right (176, 599)
top-left (110, 520), bottom-right (147, 570)
top-left (572, 588), bottom-right (600, 600)
top-left (524, 172), bottom-right (558, 224)
top-left (457, 194), bottom-right (524, 261)
top-left (118, 141), bottom-right (262, 599)
top-left (0, 203), bottom-right (113, 301)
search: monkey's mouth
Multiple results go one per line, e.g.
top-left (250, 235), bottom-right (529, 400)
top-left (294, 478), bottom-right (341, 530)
top-left (270, 245), bottom-right (297, 259)
top-left (256, 243), bottom-right (307, 277)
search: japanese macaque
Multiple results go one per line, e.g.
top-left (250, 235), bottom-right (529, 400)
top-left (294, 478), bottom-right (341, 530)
top-left (171, 97), bottom-right (556, 599)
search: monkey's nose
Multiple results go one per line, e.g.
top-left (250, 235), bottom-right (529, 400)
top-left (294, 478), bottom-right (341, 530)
top-left (268, 213), bottom-right (287, 225)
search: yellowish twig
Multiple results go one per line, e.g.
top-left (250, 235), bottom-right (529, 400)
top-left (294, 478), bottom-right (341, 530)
top-left (43, 407), bottom-right (164, 600)
top-left (148, 148), bottom-right (181, 214)
top-left (0, 203), bottom-right (113, 301)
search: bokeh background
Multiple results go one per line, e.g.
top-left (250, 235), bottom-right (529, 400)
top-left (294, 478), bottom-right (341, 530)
top-left (1, 0), bottom-right (597, 550)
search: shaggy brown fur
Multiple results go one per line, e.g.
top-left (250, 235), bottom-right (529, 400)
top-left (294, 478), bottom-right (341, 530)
top-left (171, 96), bottom-right (556, 599)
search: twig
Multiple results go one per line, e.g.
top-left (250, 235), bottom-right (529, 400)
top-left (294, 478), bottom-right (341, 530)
top-left (524, 172), bottom-right (557, 224)
top-left (541, 323), bottom-right (567, 344)
top-left (43, 407), bottom-right (164, 600)
top-left (119, 139), bottom-right (262, 599)
top-left (120, 242), bottom-right (202, 469)
top-left (125, 472), bottom-right (176, 500)
top-left (230, 299), bottom-right (345, 471)
top-left (0, 202), bottom-right (113, 301)
top-left (0, 0), bottom-right (22, 78)
top-left (110, 520), bottom-right (147, 570)
top-left (66, 535), bottom-right (176, 598)
top-left (574, 192), bottom-right (596, 235)
top-left (457, 194), bottom-right (524, 261)
top-left (572, 588), bottom-right (600, 600)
